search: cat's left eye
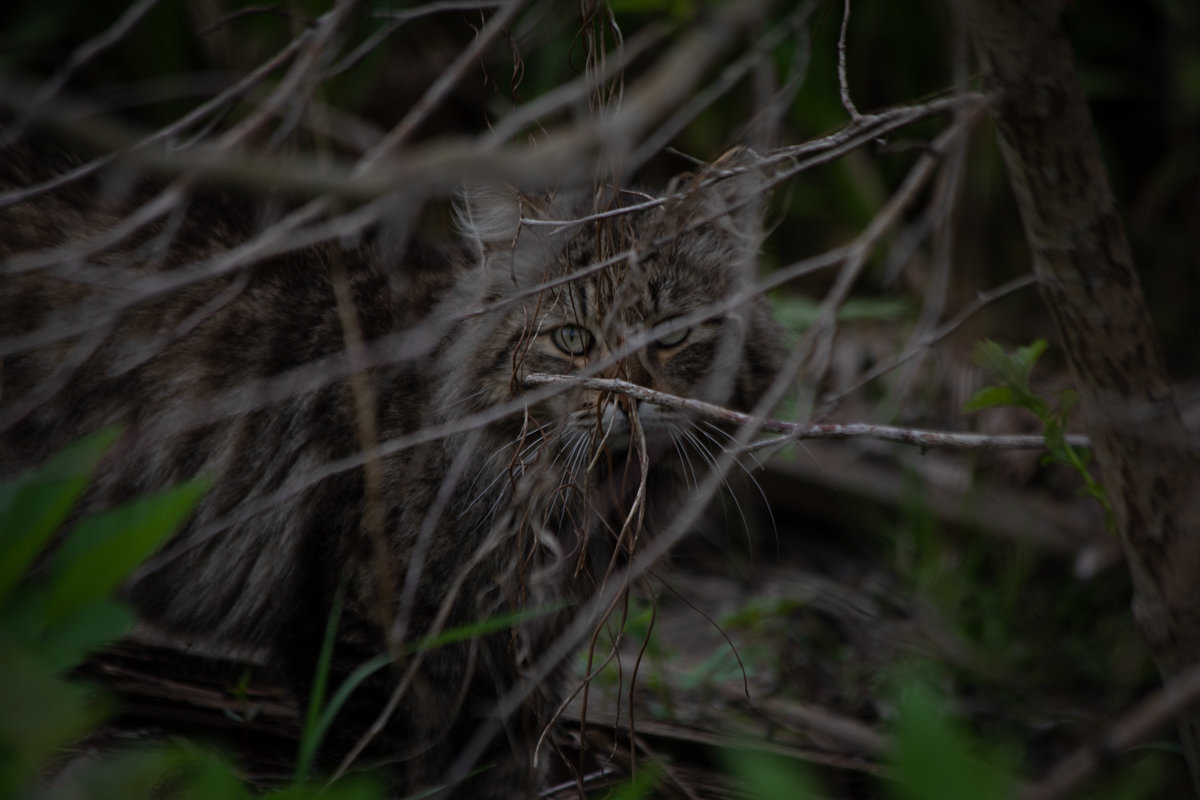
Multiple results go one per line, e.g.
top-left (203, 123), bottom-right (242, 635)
top-left (653, 320), bottom-right (690, 348)
top-left (551, 325), bottom-right (593, 356)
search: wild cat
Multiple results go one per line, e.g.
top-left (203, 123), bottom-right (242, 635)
top-left (0, 139), bottom-right (784, 797)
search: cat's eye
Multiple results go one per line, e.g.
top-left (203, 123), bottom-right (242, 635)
top-left (653, 320), bottom-right (690, 349)
top-left (551, 325), bottom-right (593, 356)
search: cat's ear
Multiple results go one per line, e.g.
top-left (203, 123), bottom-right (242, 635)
top-left (662, 146), bottom-right (768, 249)
top-left (660, 146), bottom-right (769, 274)
top-left (454, 183), bottom-right (551, 260)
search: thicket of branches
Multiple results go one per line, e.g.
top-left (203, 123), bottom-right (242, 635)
top-left (1, 0), bottom-right (1198, 798)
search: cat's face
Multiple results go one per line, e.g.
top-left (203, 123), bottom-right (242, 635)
top-left (435, 159), bottom-right (783, 519)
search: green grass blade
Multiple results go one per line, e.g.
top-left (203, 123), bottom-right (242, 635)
top-left (410, 601), bottom-right (567, 653)
top-left (295, 579), bottom-right (348, 782)
top-left (296, 652), bottom-right (393, 780)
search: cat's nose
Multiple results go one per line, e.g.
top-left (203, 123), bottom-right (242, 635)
top-left (596, 394), bottom-right (635, 448)
top-left (599, 392), bottom-right (633, 429)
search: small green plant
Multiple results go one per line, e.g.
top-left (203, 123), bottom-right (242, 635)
top-left (0, 431), bottom-right (383, 800)
top-left (719, 747), bottom-right (823, 800)
top-left (294, 590), bottom-right (565, 784)
top-left (600, 761), bottom-right (662, 800)
top-left (885, 673), bottom-right (1016, 800)
top-left (882, 670), bottom-right (1169, 800)
top-left (964, 339), bottom-right (1115, 531)
top-left (0, 428), bottom-right (212, 798)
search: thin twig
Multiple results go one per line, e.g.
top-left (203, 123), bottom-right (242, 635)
top-left (802, 103), bottom-right (987, 392)
top-left (1, 0), bottom-right (162, 147)
top-left (523, 373), bottom-right (1088, 451)
top-left (219, 0), bottom-right (357, 149)
top-left (484, 23), bottom-right (668, 148)
top-left (198, 4), bottom-right (313, 36)
top-left (837, 0), bottom-right (860, 120)
top-left (628, 2), bottom-right (818, 170)
top-left (819, 273), bottom-right (1038, 410)
top-left (1021, 661), bottom-right (1200, 800)
top-left (360, 0), bottom-right (530, 165)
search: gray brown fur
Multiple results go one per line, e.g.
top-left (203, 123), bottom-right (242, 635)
top-left (0, 138), bottom-right (784, 797)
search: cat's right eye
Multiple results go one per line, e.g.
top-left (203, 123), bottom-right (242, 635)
top-left (550, 325), bottom-right (593, 356)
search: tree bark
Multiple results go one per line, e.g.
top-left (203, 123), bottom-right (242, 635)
top-left (963, 0), bottom-right (1200, 790)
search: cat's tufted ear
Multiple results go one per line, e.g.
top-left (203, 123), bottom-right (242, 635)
top-left (662, 146), bottom-right (769, 251)
top-left (454, 183), bottom-right (551, 262)
top-left (659, 146), bottom-right (769, 275)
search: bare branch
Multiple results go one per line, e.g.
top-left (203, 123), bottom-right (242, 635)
top-left (818, 274), bottom-right (1039, 412)
top-left (523, 373), bottom-right (1089, 452)
top-left (360, 0), bottom-right (531, 165)
top-left (836, 0), bottom-right (860, 120)
top-left (628, 2), bottom-right (818, 170)
top-left (1021, 661), bottom-right (1200, 800)
top-left (2, 0), bottom-right (163, 146)
top-left (797, 102), bottom-right (988, 394)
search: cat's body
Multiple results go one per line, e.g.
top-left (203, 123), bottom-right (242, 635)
top-left (0, 140), bottom-right (783, 796)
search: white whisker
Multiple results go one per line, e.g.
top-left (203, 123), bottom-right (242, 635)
top-left (692, 422), bottom-right (778, 551)
top-left (680, 426), bottom-right (754, 552)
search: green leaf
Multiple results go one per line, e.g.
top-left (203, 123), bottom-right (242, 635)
top-left (1011, 339), bottom-right (1048, 375)
top-left (173, 751), bottom-right (256, 800)
top-left (1043, 420), bottom-right (1067, 455)
top-left (59, 746), bottom-right (187, 800)
top-left (600, 761), bottom-right (662, 800)
top-left (0, 428), bottom-right (122, 607)
top-left (44, 477), bottom-right (209, 626)
top-left (35, 598), bottom-right (135, 675)
top-left (887, 680), bottom-right (1014, 800)
top-left (972, 340), bottom-right (1016, 384)
top-left (1059, 387), bottom-right (1079, 418)
top-left (962, 385), bottom-right (1017, 413)
top-left (972, 338), bottom-right (1046, 395)
top-left (0, 636), bottom-right (104, 796)
top-left (1, 580), bottom-right (134, 674)
top-left (720, 747), bottom-right (824, 800)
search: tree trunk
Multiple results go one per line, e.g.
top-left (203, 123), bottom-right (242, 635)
top-left (963, 0), bottom-right (1200, 790)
